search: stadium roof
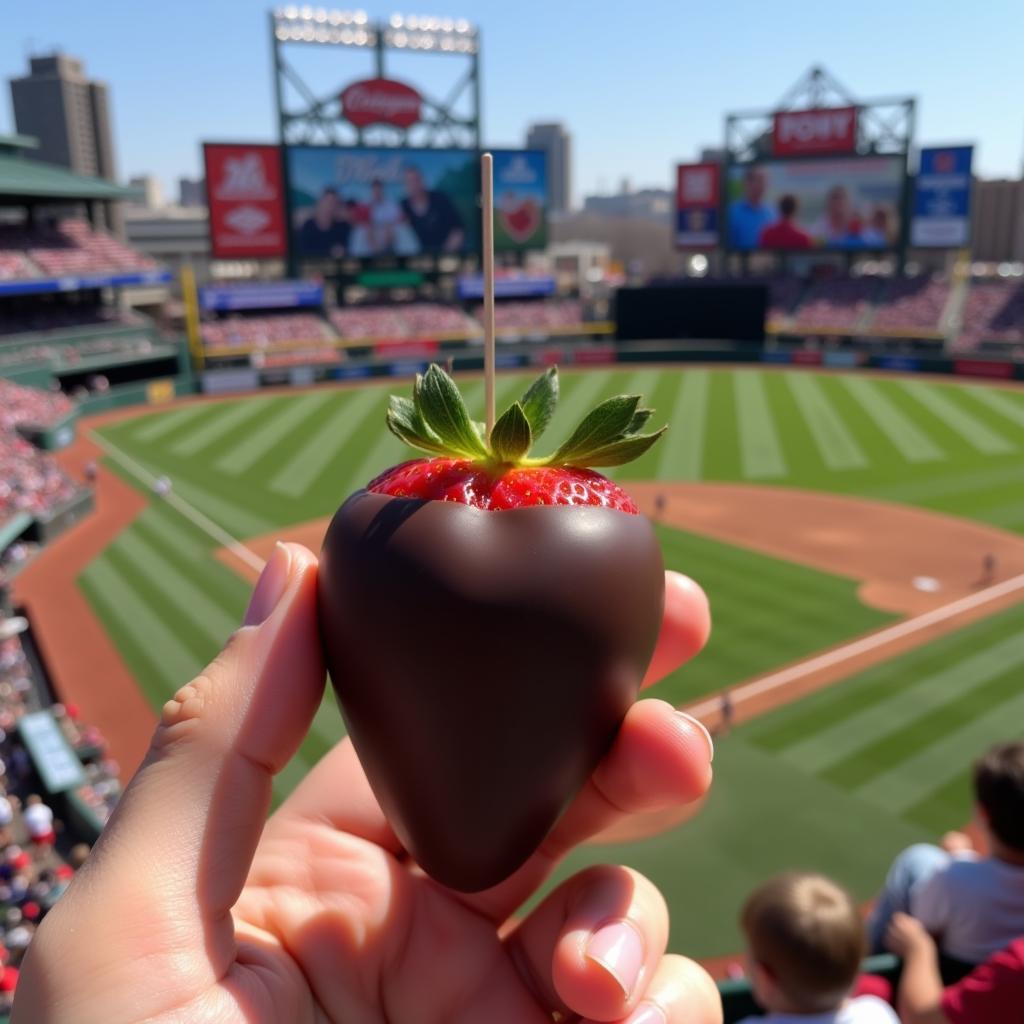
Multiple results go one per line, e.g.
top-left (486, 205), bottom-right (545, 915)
top-left (0, 154), bottom-right (134, 202)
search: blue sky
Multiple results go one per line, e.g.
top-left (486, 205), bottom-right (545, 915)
top-left (3, 0), bottom-right (1022, 204)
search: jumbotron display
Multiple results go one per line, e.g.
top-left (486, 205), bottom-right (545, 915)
top-left (726, 156), bottom-right (905, 252)
top-left (286, 146), bottom-right (479, 260)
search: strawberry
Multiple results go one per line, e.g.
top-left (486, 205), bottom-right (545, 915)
top-left (367, 363), bottom-right (663, 511)
top-left (318, 364), bottom-right (668, 892)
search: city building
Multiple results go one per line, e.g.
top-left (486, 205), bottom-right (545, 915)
top-left (128, 174), bottom-right (164, 209)
top-left (9, 54), bottom-right (116, 181)
top-left (970, 178), bottom-right (1024, 263)
top-left (525, 122), bottom-right (572, 214)
top-left (178, 176), bottom-right (206, 207)
top-left (583, 187), bottom-right (673, 222)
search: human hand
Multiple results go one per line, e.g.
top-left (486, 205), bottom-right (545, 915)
top-left (13, 543), bottom-right (719, 1024)
top-left (885, 912), bottom-right (937, 960)
top-left (939, 830), bottom-right (974, 855)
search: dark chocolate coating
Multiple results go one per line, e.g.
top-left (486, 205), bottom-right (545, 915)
top-left (318, 491), bottom-right (665, 892)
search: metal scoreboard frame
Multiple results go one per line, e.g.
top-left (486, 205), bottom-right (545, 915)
top-left (269, 7), bottom-right (483, 279)
top-left (722, 65), bottom-right (916, 270)
top-left (269, 7), bottom-right (481, 150)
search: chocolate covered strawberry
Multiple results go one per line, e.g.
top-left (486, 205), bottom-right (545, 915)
top-left (318, 364), bottom-right (667, 891)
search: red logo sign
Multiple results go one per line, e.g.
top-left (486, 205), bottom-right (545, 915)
top-left (773, 106), bottom-right (858, 156)
top-left (341, 78), bottom-right (422, 129)
top-left (203, 143), bottom-right (286, 259)
top-left (499, 198), bottom-right (542, 243)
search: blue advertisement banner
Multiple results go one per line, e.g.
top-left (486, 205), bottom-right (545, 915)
top-left (911, 146), bottom-right (973, 248)
top-left (492, 149), bottom-right (548, 251)
top-left (199, 280), bottom-right (324, 311)
top-left (457, 274), bottom-right (556, 300)
top-left (0, 269), bottom-right (171, 298)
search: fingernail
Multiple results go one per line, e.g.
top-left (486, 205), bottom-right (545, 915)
top-left (625, 1003), bottom-right (667, 1024)
top-left (676, 711), bottom-right (714, 763)
top-left (585, 919), bottom-right (645, 999)
top-left (244, 543), bottom-right (292, 626)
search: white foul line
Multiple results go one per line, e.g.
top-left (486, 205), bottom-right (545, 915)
top-left (88, 431), bottom-right (267, 575)
top-left (686, 571), bottom-right (1024, 720)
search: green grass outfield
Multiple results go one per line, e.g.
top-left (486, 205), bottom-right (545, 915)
top-left (80, 367), bottom-right (1024, 956)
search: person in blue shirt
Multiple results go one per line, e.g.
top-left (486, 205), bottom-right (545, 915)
top-left (729, 167), bottom-right (774, 249)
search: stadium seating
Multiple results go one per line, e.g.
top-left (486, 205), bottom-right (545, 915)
top-left (476, 299), bottom-right (586, 334)
top-left (0, 437), bottom-right (78, 521)
top-left (0, 381), bottom-right (73, 433)
top-left (329, 303), bottom-right (478, 341)
top-left (766, 278), bottom-right (805, 325)
top-left (0, 306), bottom-right (140, 338)
top-left (869, 276), bottom-right (950, 334)
top-left (955, 279), bottom-right (1024, 350)
top-left (0, 220), bottom-right (156, 280)
top-left (790, 277), bottom-right (880, 333)
top-left (200, 313), bottom-right (337, 351)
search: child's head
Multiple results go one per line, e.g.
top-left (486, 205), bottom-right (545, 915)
top-left (741, 872), bottom-right (864, 1014)
top-left (974, 741), bottom-right (1024, 855)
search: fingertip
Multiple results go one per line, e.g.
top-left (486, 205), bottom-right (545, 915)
top-left (643, 573), bottom-right (710, 688)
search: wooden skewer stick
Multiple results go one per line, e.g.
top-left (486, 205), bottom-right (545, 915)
top-left (481, 152), bottom-right (496, 435)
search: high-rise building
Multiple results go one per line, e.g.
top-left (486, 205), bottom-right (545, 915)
top-left (526, 122), bottom-right (572, 213)
top-left (178, 176), bottom-right (206, 208)
top-left (128, 175), bottom-right (164, 209)
top-left (9, 54), bottom-right (117, 181)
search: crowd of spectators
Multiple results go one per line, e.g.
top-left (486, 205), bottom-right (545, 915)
top-left (200, 313), bottom-right (337, 351)
top-left (954, 280), bottom-right (1024, 351)
top-left (475, 299), bottom-right (586, 334)
top-left (726, 739), bottom-right (1024, 1023)
top-left (790, 278), bottom-right (881, 333)
top-left (0, 382), bottom-right (80, 530)
top-left (0, 625), bottom-right (122, 1011)
top-left (0, 219), bottom-right (156, 280)
top-left (0, 305), bottom-right (139, 339)
top-left (868, 277), bottom-right (951, 335)
top-left (329, 303), bottom-right (478, 341)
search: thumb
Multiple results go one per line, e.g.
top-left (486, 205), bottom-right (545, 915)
top-left (35, 542), bottom-right (325, 984)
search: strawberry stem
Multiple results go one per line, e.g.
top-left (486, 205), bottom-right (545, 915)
top-left (385, 363), bottom-right (666, 472)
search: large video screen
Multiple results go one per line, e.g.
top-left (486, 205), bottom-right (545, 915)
top-left (726, 156), bottom-right (905, 251)
top-left (286, 146), bottom-right (479, 261)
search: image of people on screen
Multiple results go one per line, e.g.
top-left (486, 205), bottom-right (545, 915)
top-left (728, 167), bottom-right (774, 249)
top-left (295, 188), bottom-right (351, 259)
top-left (811, 185), bottom-right (865, 247)
top-left (758, 194), bottom-right (813, 250)
top-left (400, 165), bottom-right (465, 254)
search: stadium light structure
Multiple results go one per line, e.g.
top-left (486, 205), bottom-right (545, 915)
top-left (270, 6), bottom-right (482, 151)
top-left (271, 7), bottom-right (479, 53)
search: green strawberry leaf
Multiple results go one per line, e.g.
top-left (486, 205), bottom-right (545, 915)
top-left (416, 365), bottom-right (488, 459)
top-left (546, 394), bottom-right (640, 464)
top-left (626, 408), bottom-right (654, 434)
top-left (561, 427), bottom-right (668, 467)
top-left (518, 367), bottom-right (559, 441)
top-left (489, 402), bottom-right (533, 463)
top-left (386, 395), bottom-right (450, 455)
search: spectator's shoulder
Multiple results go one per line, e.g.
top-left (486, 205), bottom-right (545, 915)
top-left (848, 993), bottom-right (900, 1021)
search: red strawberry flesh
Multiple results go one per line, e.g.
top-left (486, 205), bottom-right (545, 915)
top-left (368, 457), bottom-right (639, 513)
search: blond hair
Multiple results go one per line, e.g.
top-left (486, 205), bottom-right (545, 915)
top-left (741, 872), bottom-right (865, 1012)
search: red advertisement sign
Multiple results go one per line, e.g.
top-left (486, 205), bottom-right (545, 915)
top-left (204, 143), bottom-right (286, 259)
top-left (341, 78), bottom-right (422, 129)
top-left (953, 359), bottom-right (1014, 379)
top-left (675, 163), bottom-right (720, 248)
top-left (773, 106), bottom-right (858, 157)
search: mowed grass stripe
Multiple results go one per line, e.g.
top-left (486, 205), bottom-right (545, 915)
top-left (170, 398), bottom-right (271, 458)
top-left (80, 556), bottom-right (204, 693)
top-left (901, 380), bottom-right (1015, 455)
top-left (851, 662), bottom-right (1024, 813)
top-left (657, 370), bottom-right (710, 480)
top-left (869, 460), bottom-right (1024, 503)
top-left (744, 606), bottom-right (1022, 751)
top-left (903, 773), bottom-right (973, 835)
top-left (169, 476), bottom-right (275, 540)
top-left (734, 371), bottom-right (787, 479)
top-left (780, 630), bottom-right (1024, 774)
top-left (270, 388), bottom-right (382, 497)
top-left (113, 530), bottom-right (240, 645)
top-left (840, 376), bottom-right (945, 463)
top-left (785, 373), bottom-right (868, 470)
top-left (216, 391), bottom-right (337, 475)
top-left (129, 403), bottom-right (210, 444)
top-left (964, 385), bottom-right (1024, 429)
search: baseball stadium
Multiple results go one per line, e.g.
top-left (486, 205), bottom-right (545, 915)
top-left (1, 9), bottom-right (1023, 1022)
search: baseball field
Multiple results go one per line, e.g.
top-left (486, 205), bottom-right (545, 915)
top-left (23, 366), bottom-right (1024, 958)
